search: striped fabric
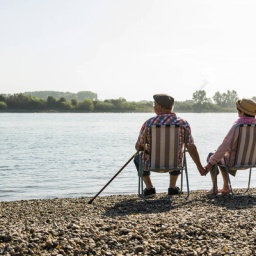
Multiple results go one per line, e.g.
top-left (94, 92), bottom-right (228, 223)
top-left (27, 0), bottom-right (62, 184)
top-left (150, 125), bottom-right (184, 171)
top-left (235, 124), bottom-right (256, 167)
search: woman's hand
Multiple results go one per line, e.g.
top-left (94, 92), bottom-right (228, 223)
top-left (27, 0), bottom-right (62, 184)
top-left (204, 163), bottom-right (212, 175)
top-left (197, 165), bottom-right (207, 176)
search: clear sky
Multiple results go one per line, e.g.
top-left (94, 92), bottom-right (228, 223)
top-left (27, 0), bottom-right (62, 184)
top-left (1, 0), bottom-right (256, 102)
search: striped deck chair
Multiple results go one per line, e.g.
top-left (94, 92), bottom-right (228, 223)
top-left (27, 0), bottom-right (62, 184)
top-left (138, 124), bottom-right (189, 198)
top-left (217, 124), bottom-right (256, 195)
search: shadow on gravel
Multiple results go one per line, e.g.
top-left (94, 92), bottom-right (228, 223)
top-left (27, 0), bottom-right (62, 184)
top-left (103, 190), bottom-right (256, 216)
top-left (204, 190), bottom-right (256, 210)
top-left (103, 193), bottom-right (191, 217)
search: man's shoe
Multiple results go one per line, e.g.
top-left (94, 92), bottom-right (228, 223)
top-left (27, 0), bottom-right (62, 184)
top-left (168, 187), bottom-right (181, 195)
top-left (143, 187), bottom-right (156, 197)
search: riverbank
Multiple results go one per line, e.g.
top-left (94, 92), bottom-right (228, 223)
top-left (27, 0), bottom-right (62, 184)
top-left (0, 189), bottom-right (255, 255)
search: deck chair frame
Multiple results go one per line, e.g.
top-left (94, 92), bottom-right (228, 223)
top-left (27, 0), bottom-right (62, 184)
top-left (217, 123), bottom-right (256, 195)
top-left (138, 124), bottom-right (189, 199)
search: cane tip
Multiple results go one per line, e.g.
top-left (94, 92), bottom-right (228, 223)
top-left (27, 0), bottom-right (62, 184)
top-left (88, 199), bottom-right (93, 204)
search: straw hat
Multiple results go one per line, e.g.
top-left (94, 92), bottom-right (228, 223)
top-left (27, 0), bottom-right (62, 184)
top-left (236, 98), bottom-right (256, 116)
top-left (153, 94), bottom-right (174, 109)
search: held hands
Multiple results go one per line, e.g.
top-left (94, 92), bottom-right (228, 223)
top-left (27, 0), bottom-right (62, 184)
top-left (203, 164), bottom-right (212, 176)
top-left (197, 165), bottom-right (208, 176)
top-left (197, 163), bottom-right (213, 176)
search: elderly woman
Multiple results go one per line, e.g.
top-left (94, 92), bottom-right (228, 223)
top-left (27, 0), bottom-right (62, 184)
top-left (205, 98), bottom-right (256, 194)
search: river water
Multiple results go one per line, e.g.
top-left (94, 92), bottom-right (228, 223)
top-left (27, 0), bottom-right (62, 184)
top-left (0, 112), bottom-right (252, 202)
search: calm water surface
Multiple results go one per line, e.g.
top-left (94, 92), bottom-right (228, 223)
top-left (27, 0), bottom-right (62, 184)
top-left (0, 112), bottom-right (252, 202)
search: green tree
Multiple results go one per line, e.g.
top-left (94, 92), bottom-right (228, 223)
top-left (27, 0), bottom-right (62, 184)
top-left (5, 93), bottom-right (43, 110)
top-left (28, 97), bottom-right (45, 110)
top-left (106, 98), bottom-right (127, 110)
top-left (192, 90), bottom-right (207, 104)
top-left (133, 101), bottom-right (153, 112)
top-left (223, 90), bottom-right (238, 107)
top-left (212, 90), bottom-right (238, 107)
top-left (77, 91), bottom-right (97, 101)
top-left (58, 97), bottom-right (66, 103)
top-left (0, 101), bottom-right (7, 110)
top-left (192, 102), bottom-right (220, 112)
top-left (24, 90), bottom-right (98, 101)
top-left (56, 97), bottom-right (73, 110)
top-left (94, 101), bottom-right (114, 111)
top-left (71, 99), bottom-right (78, 107)
top-left (213, 91), bottom-right (223, 106)
top-left (0, 94), bottom-right (6, 102)
top-left (46, 96), bottom-right (57, 109)
top-left (77, 99), bottom-right (94, 111)
top-left (174, 101), bottom-right (192, 112)
top-left (118, 101), bottom-right (136, 111)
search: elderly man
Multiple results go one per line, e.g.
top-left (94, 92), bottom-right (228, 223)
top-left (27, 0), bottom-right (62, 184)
top-left (134, 93), bottom-right (205, 197)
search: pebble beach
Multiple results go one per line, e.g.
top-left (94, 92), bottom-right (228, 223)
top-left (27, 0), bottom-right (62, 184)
top-left (0, 189), bottom-right (256, 256)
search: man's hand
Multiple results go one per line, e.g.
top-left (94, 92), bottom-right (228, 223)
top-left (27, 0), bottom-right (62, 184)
top-left (203, 164), bottom-right (212, 176)
top-left (197, 166), bottom-right (207, 176)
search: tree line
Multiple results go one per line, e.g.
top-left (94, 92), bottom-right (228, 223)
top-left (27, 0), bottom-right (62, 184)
top-left (23, 90), bottom-right (98, 101)
top-left (0, 90), bottom-right (255, 113)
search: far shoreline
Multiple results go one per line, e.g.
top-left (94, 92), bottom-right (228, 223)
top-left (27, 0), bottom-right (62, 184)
top-left (0, 109), bottom-right (237, 113)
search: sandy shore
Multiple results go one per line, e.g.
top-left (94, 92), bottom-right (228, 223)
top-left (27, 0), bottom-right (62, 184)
top-left (0, 189), bottom-right (256, 256)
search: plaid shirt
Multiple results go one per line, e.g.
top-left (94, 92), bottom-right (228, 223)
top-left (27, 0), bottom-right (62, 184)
top-left (136, 112), bottom-right (194, 169)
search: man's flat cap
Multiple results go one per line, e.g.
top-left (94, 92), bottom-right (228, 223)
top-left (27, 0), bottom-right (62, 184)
top-left (153, 94), bottom-right (174, 109)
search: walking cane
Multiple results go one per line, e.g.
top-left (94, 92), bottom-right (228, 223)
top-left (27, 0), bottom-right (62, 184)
top-left (88, 152), bottom-right (137, 204)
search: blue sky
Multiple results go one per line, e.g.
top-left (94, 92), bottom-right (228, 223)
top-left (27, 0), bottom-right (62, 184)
top-left (1, 0), bottom-right (256, 101)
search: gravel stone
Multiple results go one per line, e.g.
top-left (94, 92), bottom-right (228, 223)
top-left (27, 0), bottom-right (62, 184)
top-left (0, 189), bottom-right (256, 255)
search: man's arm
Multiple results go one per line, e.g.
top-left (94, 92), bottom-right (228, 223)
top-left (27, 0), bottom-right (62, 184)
top-left (186, 143), bottom-right (206, 175)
